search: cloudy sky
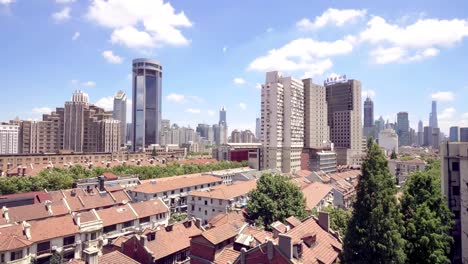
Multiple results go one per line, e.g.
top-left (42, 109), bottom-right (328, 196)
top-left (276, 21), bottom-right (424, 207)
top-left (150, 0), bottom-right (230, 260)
top-left (1, 0), bottom-right (468, 134)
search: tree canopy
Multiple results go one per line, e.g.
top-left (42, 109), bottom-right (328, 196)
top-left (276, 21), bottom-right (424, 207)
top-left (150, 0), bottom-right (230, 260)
top-left (400, 161), bottom-right (453, 264)
top-left (247, 173), bottom-right (307, 228)
top-left (342, 140), bottom-right (406, 263)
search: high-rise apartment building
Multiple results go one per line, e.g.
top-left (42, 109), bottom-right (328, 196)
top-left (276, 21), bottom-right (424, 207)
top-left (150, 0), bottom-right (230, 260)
top-left (64, 90), bottom-right (89, 152)
top-left (219, 107), bottom-right (227, 125)
top-left (255, 117), bottom-right (261, 140)
top-left (113, 90), bottom-right (127, 145)
top-left (440, 142), bottom-right (468, 263)
top-left (325, 78), bottom-right (363, 165)
top-left (303, 78), bottom-right (329, 149)
top-left (417, 120), bottom-right (424, 146)
top-left (196, 124), bottom-right (214, 144)
top-left (423, 126), bottom-right (432, 146)
top-left (432, 127), bottom-right (440, 149)
top-left (261, 71), bottom-right (304, 173)
top-left (213, 108), bottom-right (228, 146)
top-left (450, 126), bottom-right (460, 142)
top-left (95, 119), bottom-right (121, 153)
top-left (429, 100), bottom-right (438, 129)
top-left (460, 128), bottom-right (468, 142)
top-left (396, 112), bottom-right (410, 146)
top-left (230, 129), bottom-right (241, 143)
top-left (132, 58), bottom-right (162, 151)
top-left (0, 124), bottom-right (19, 154)
top-left (363, 97), bottom-right (375, 138)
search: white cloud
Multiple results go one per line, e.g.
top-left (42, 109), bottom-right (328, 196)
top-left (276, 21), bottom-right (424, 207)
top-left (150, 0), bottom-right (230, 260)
top-left (81, 81), bottom-right (96, 87)
top-left (185, 108), bottom-right (201, 114)
top-left (233, 77), bottom-right (246, 85)
top-left (72, 32), bottom-right (80, 40)
top-left (439, 107), bottom-right (456, 120)
top-left (166, 93), bottom-right (185, 103)
top-left (431, 91), bottom-right (455, 102)
top-left (222, 46), bottom-right (228, 53)
top-left (248, 37), bottom-right (354, 77)
top-left (32, 107), bottom-right (53, 115)
top-left (266, 27), bottom-right (274, 33)
top-left (207, 110), bottom-right (215, 116)
top-left (463, 113), bottom-right (468, 119)
top-left (102, 50), bottom-right (123, 64)
top-left (95, 96), bottom-right (113, 111)
top-left (70, 79), bottom-right (79, 85)
top-left (52, 7), bottom-right (71, 22)
top-left (238, 102), bottom-right (247, 110)
top-left (362, 89), bottom-right (376, 99)
top-left (255, 83), bottom-right (262, 90)
top-left (296, 8), bottom-right (367, 30)
top-left (55, 0), bottom-right (75, 3)
top-left (0, 0), bottom-right (14, 5)
top-left (86, 0), bottom-right (192, 49)
top-left (361, 16), bottom-right (468, 63)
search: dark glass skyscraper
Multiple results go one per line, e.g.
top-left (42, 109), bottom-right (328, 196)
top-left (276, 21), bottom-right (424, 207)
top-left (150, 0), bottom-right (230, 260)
top-left (429, 100), bottom-right (438, 129)
top-left (132, 58), bottom-right (162, 151)
top-left (363, 97), bottom-right (374, 138)
top-left (397, 112), bottom-right (410, 146)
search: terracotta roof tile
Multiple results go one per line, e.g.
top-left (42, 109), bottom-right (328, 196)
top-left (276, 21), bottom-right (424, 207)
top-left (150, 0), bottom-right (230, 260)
top-left (301, 182), bottom-right (333, 210)
top-left (208, 211), bottom-right (248, 228)
top-left (285, 216), bottom-right (302, 228)
top-left (99, 250), bottom-right (141, 264)
top-left (0, 226), bottom-right (32, 251)
top-left (102, 172), bottom-right (118, 180)
top-left (1, 200), bottom-right (69, 224)
top-left (96, 204), bottom-right (136, 227)
top-left (189, 181), bottom-right (256, 200)
top-left (111, 236), bottom-right (129, 248)
top-left (214, 247), bottom-right (240, 264)
top-left (271, 221), bottom-right (287, 233)
top-left (199, 223), bottom-right (240, 245)
top-left (132, 174), bottom-right (222, 194)
top-left (130, 199), bottom-right (169, 219)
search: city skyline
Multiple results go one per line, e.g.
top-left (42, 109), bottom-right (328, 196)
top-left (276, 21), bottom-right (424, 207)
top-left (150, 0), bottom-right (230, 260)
top-left (1, 1), bottom-right (468, 134)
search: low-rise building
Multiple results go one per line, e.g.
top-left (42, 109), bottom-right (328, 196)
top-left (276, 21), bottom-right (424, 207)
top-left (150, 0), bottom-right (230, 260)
top-left (202, 167), bottom-right (255, 184)
top-left (379, 129), bottom-right (399, 155)
top-left (301, 182), bottom-right (333, 212)
top-left (74, 173), bottom-right (140, 191)
top-left (212, 143), bottom-right (261, 169)
top-left (128, 174), bottom-right (223, 213)
top-left (388, 158), bottom-right (427, 186)
top-left (188, 181), bottom-right (257, 225)
top-left (301, 148), bottom-right (337, 174)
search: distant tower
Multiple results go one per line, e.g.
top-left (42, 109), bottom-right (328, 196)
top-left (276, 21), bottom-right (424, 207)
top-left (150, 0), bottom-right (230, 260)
top-left (363, 97), bottom-right (374, 138)
top-left (131, 58), bottom-right (162, 151)
top-left (396, 112), bottom-right (410, 146)
top-left (113, 90), bottom-right (127, 146)
top-left (64, 90), bottom-right (89, 152)
top-left (417, 120), bottom-right (424, 146)
top-left (255, 117), bottom-right (261, 140)
top-left (429, 100), bottom-right (438, 129)
top-left (219, 107), bottom-right (227, 125)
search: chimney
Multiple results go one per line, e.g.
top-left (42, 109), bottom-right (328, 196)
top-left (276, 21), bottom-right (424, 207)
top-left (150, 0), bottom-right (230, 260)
top-left (22, 167), bottom-right (26, 176)
top-left (318, 212), bottom-right (330, 232)
top-left (2, 206), bottom-right (9, 223)
top-left (278, 234), bottom-right (293, 260)
top-left (98, 175), bottom-right (105, 192)
top-left (22, 221), bottom-right (31, 240)
top-left (74, 213), bottom-right (81, 226)
top-left (194, 218), bottom-right (203, 229)
top-left (240, 248), bottom-right (247, 264)
top-left (45, 200), bottom-right (53, 215)
top-left (267, 240), bottom-right (274, 260)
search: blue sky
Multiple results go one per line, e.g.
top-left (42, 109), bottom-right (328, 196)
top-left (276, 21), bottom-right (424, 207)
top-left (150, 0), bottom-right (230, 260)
top-left (1, 0), bottom-right (468, 135)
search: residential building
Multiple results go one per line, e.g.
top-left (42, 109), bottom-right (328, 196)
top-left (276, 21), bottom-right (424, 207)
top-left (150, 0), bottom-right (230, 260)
top-left (363, 96), bottom-right (375, 138)
top-left (424, 126), bottom-right (432, 146)
top-left (374, 116), bottom-right (385, 139)
top-left (74, 173), bottom-right (140, 190)
top-left (230, 129), bottom-right (241, 143)
top-left (325, 78), bottom-right (363, 165)
top-left (0, 124), bottom-right (19, 154)
top-left (132, 58), bottom-right (163, 151)
top-left (113, 90), bottom-right (127, 146)
top-left (450, 126), bottom-right (460, 142)
top-left (388, 158), bottom-right (427, 186)
top-left (397, 112), bottom-right (410, 146)
top-left (196, 124), bottom-right (214, 144)
top-left (95, 119), bottom-right (121, 153)
top-left (128, 174), bottom-right (223, 212)
top-left (301, 182), bottom-right (333, 212)
top-left (418, 120), bottom-right (424, 146)
top-left (440, 142), bottom-right (468, 263)
top-left (378, 129), bottom-right (398, 155)
top-left (300, 148), bottom-right (337, 174)
top-left (121, 220), bottom-right (203, 264)
top-left (261, 71), bottom-right (304, 173)
top-left (460, 128), bottom-right (468, 142)
top-left (303, 78), bottom-right (329, 149)
top-left (64, 90), bottom-right (89, 152)
top-left (212, 143), bottom-right (262, 169)
top-left (255, 117), bottom-right (261, 140)
top-left (188, 180), bottom-right (257, 225)
top-left (219, 106), bottom-right (227, 125)
top-left (432, 127), bottom-right (441, 149)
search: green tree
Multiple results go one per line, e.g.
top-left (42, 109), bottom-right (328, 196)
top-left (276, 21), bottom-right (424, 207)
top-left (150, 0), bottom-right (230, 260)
top-left (400, 162), bottom-right (453, 264)
top-left (342, 140), bottom-right (406, 264)
top-left (390, 150), bottom-right (397, 159)
top-left (320, 206), bottom-right (352, 238)
top-left (247, 173), bottom-right (306, 228)
top-left (49, 251), bottom-right (62, 264)
top-left (152, 148), bottom-right (158, 157)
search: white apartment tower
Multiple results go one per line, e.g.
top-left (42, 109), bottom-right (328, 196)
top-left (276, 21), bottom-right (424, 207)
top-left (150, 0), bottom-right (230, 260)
top-left (261, 71), bottom-right (304, 173)
top-left (0, 124), bottom-right (19, 154)
top-left (113, 90), bottom-right (127, 146)
top-left (303, 78), bottom-right (329, 148)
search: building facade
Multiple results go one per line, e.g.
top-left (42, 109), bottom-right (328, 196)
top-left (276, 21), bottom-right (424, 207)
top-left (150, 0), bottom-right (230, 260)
top-left (64, 90), bottom-right (89, 152)
top-left (378, 129), bottom-right (398, 155)
top-left (460, 127), bottom-right (468, 142)
top-left (363, 97), bottom-right (375, 138)
top-left (132, 58), bottom-right (163, 151)
top-left (113, 90), bottom-right (127, 146)
top-left (397, 112), bottom-right (410, 146)
top-left (303, 78), bottom-right (329, 149)
top-left (450, 126), bottom-right (460, 142)
top-left (0, 124), bottom-right (19, 155)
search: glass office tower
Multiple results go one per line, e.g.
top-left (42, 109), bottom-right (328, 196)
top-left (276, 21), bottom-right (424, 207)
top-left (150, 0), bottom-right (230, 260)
top-left (132, 58), bottom-right (162, 151)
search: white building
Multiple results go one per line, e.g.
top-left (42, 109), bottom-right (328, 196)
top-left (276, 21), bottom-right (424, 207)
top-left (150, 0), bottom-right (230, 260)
top-left (261, 71), bottom-right (304, 173)
top-left (378, 129), bottom-right (399, 155)
top-left (303, 78), bottom-right (329, 149)
top-left (113, 90), bottom-right (127, 145)
top-left (0, 124), bottom-right (19, 154)
top-left (388, 158), bottom-right (426, 186)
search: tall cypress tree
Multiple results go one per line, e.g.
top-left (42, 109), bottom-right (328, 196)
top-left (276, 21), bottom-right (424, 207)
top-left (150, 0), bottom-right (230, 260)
top-left (401, 163), bottom-right (453, 264)
top-left (342, 140), bottom-right (406, 263)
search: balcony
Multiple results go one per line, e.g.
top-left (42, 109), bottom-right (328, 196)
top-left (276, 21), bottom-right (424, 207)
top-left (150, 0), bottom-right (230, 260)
top-left (36, 248), bottom-right (52, 257)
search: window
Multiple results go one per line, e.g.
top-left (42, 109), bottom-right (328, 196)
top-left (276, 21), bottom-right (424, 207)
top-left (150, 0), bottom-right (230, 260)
top-left (90, 232), bottom-right (97, 240)
top-left (10, 250), bottom-right (23, 261)
top-left (212, 209), bottom-right (215, 212)
top-left (204, 210), bottom-right (207, 215)
top-left (1, 253), bottom-right (4, 263)
top-left (204, 200), bottom-right (208, 205)
top-left (198, 197), bottom-right (201, 201)
top-left (37, 241), bottom-right (51, 254)
top-left (191, 205), bottom-right (195, 211)
top-left (452, 162), bottom-right (460, 172)
top-left (104, 225), bottom-right (117, 233)
top-left (198, 207), bottom-right (201, 212)
top-left (123, 220), bottom-right (134, 228)
top-left (171, 190), bottom-right (175, 195)
top-left (63, 235), bottom-right (75, 246)
top-left (140, 216), bottom-right (150, 224)
top-left (453, 186), bottom-right (461, 196)
top-left (163, 192), bottom-right (167, 196)
top-left (219, 200), bottom-right (222, 205)
top-left (180, 188), bottom-right (184, 192)
top-left (454, 210), bottom-right (461, 219)
top-left (210, 199), bottom-right (213, 204)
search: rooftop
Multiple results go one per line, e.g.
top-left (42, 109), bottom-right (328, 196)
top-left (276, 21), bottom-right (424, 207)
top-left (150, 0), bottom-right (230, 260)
top-left (301, 182), bottom-right (333, 210)
top-left (132, 174), bottom-right (223, 194)
top-left (189, 180), bottom-right (256, 200)
top-left (99, 250), bottom-right (141, 264)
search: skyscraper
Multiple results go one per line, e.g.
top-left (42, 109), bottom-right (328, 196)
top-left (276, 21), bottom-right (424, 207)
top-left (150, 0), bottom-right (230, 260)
top-left (303, 78), bottom-right (329, 148)
top-left (255, 117), bottom-right (261, 140)
top-left (460, 128), bottom-right (468, 142)
top-left (363, 97), bottom-right (374, 138)
top-left (429, 100), bottom-right (438, 129)
top-left (450, 126), bottom-right (460, 142)
top-left (113, 90), bottom-right (127, 146)
top-left (64, 90), bottom-right (89, 152)
top-left (417, 120), bottom-right (424, 146)
top-left (219, 106), bottom-right (227, 125)
top-left (396, 112), bottom-right (410, 146)
top-left (132, 58), bottom-right (162, 151)
top-left (0, 124), bottom-right (19, 154)
top-left (261, 71), bottom-right (304, 173)
top-left (325, 78), bottom-right (362, 165)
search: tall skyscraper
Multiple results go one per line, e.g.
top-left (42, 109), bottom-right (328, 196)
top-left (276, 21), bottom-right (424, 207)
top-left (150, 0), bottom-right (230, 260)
top-left (396, 112), bottom-right (410, 146)
top-left (261, 71), bottom-right (304, 173)
top-left (255, 117), bottom-right (261, 140)
top-left (213, 107), bottom-right (228, 145)
top-left (0, 124), bottom-right (19, 154)
top-left (219, 106), bottom-right (227, 125)
top-left (450, 126), bottom-right (460, 142)
top-left (132, 58), bottom-right (162, 151)
top-left (64, 90), bottom-right (89, 152)
top-left (303, 78), bottom-right (329, 148)
top-left (363, 97), bottom-right (375, 138)
top-left (417, 120), bottom-right (424, 146)
top-left (113, 90), bottom-right (127, 145)
top-left (325, 78), bottom-right (362, 165)
top-left (460, 127), bottom-right (468, 142)
top-left (429, 100), bottom-right (438, 129)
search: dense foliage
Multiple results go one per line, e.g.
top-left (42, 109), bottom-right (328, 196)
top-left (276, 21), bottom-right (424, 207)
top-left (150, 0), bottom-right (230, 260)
top-left (247, 173), bottom-right (307, 228)
top-left (169, 212), bottom-right (188, 224)
top-left (343, 139), bottom-right (406, 263)
top-left (320, 206), bottom-right (352, 238)
top-left (401, 161), bottom-right (453, 264)
top-left (390, 150), bottom-right (397, 159)
top-left (0, 160), bottom-right (247, 195)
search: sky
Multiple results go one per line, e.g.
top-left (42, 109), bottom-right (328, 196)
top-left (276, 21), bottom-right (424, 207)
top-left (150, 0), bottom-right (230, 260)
top-left (1, 0), bottom-right (468, 135)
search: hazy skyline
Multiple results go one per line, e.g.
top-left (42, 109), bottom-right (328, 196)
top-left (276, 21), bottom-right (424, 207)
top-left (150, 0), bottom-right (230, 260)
top-left (1, 0), bottom-right (468, 134)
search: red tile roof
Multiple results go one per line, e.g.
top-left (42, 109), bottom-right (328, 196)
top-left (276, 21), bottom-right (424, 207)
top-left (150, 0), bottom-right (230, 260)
top-left (97, 204), bottom-right (136, 227)
top-left (99, 250), bottom-right (141, 264)
top-left (214, 247), bottom-right (241, 264)
top-left (130, 199), bottom-right (169, 219)
top-left (189, 181), bottom-right (256, 200)
top-left (0, 226), bottom-right (32, 251)
top-left (102, 172), bottom-right (118, 180)
top-left (301, 182), bottom-right (333, 211)
top-left (197, 223), bottom-right (240, 245)
top-left (208, 210), bottom-right (248, 228)
top-left (132, 174), bottom-right (222, 194)
top-left (1, 200), bottom-right (69, 225)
